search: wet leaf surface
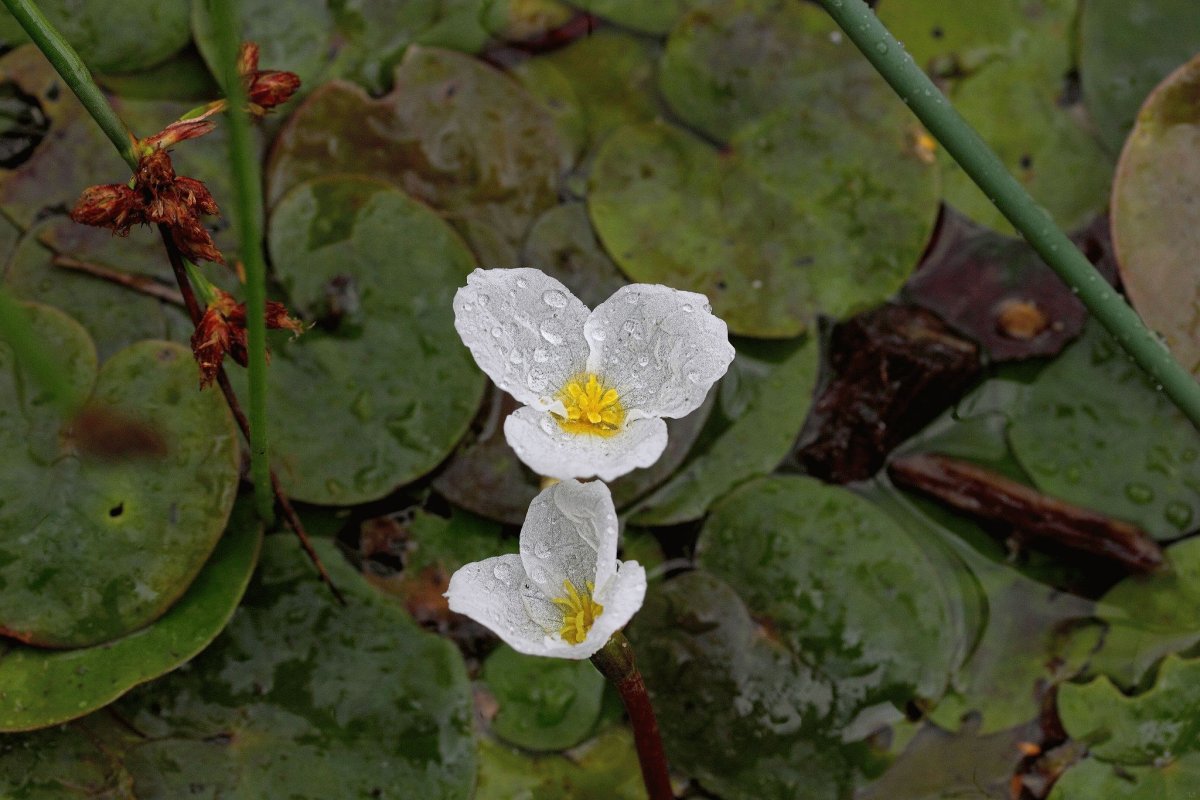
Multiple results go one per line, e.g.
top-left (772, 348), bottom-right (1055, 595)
top-left (630, 337), bottom-right (818, 525)
top-left (1080, 0), bottom-right (1200, 154)
top-left (903, 211), bottom-right (1118, 362)
top-left (590, 0), bottom-right (939, 338)
top-left (482, 643), bottom-right (605, 751)
top-left (567, 0), bottom-right (698, 35)
top-left (0, 0), bottom-right (190, 74)
top-left (475, 725), bottom-right (646, 799)
top-left (259, 176), bottom-right (484, 504)
top-left (1008, 321), bottom-right (1200, 541)
top-left (265, 46), bottom-right (563, 259)
top-left (1082, 537), bottom-right (1200, 690)
top-left (1048, 753), bottom-right (1200, 800)
top-left (877, 0), bottom-right (1113, 234)
top-left (0, 498), bottom-right (261, 732)
top-left (699, 476), bottom-right (963, 712)
top-left (0, 305), bottom-right (238, 648)
top-left (1111, 54), bottom-right (1200, 378)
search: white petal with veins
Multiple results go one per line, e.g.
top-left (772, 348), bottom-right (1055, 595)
top-left (503, 406), bottom-right (668, 481)
top-left (519, 479), bottom-right (619, 601)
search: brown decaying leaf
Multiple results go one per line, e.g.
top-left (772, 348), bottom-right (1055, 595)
top-left (787, 304), bottom-right (981, 483)
top-left (889, 453), bottom-right (1165, 574)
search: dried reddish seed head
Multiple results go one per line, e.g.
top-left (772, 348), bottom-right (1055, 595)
top-left (69, 184), bottom-right (143, 234)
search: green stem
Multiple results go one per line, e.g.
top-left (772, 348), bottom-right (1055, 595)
top-left (208, 0), bottom-right (273, 524)
top-left (0, 287), bottom-right (79, 412)
top-left (816, 0), bottom-right (1200, 430)
top-left (0, 0), bottom-right (136, 169)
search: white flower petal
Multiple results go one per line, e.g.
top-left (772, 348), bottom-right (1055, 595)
top-left (454, 268), bottom-right (590, 411)
top-left (504, 406), bottom-right (668, 481)
top-left (577, 560), bottom-right (648, 658)
top-left (519, 479), bottom-right (619, 603)
top-left (445, 554), bottom-right (555, 651)
top-left (584, 284), bottom-right (735, 419)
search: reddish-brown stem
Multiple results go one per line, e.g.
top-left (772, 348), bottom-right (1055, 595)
top-left (157, 224), bottom-right (345, 605)
top-left (53, 254), bottom-right (186, 307)
top-left (591, 632), bottom-right (674, 800)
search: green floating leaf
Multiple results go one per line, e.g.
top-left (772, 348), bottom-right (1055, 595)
top-left (475, 726), bottom-right (646, 799)
top-left (1008, 321), bottom-right (1200, 541)
top-left (0, 536), bottom-right (476, 799)
top-left (1111, 54), bottom-right (1200, 378)
top-left (699, 476), bottom-right (963, 711)
top-left (514, 29), bottom-right (662, 166)
top-left (593, 2), bottom-right (939, 337)
top-left (482, 0), bottom-right (574, 42)
top-left (878, 0), bottom-right (1112, 233)
top-left (1050, 753), bottom-right (1200, 800)
top-left (630, 570), bottom-right (851, 800)
top-left (567, 0), bottom-right (699, 35)
top-left (0, 713), bottom-right (138, 798)
top-left (857, 719), bottom-right (1041, 800)
top-left (193, 0), bottom-right (489, 96)
top-left (0, 305), bottom-right (239, 648)
top-left (630, 337), bottom-right (818, 525)
top-left (0, 499), bottom-right (261, 732)
top-left (0, 0), bottom-right (190, 74)
top-left (265, 46), bottom-right (564, 260)
top-left (258, 176), bottom-right (484, 504)
top-left (1080, 0), bottom-right (1200, 154)
top-left (520, 202), bottom-right (629, 309)
top-left (870, 484), bottom-right (1095, 734)
top-left (1084, 537), bottom-right (1200, 690)
top-left (1060, 654), bottom-right (1200, 767)
top-left (482, 644), bottom-right (605, 751)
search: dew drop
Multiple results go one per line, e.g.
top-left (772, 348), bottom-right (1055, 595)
top-left (493, 561), bottom-right (515, 583)
top-left (686, 371), bottom-right (701, 383)
top-left (533, 347), bottom-right (549, 363)
top-left (491, 326), bottom-right (502, 338)
top-left (1165, 501), bottom-right (1194, 530)
top-left (509, 351), bottom-right (524, 364)
top-left (543, 289), bottom-right (568, 308)
top-left (517, 277), bottom-right (528, 289)
top-left (1125, 482), bottom-right (1155, 505)
top-left (461, 302), bottom-right (473, 311)
top-left (681, 303), bottom-right (694, 313)
top-left (593, 329), bottom-right (607, 342)
top-left (540, 416), bottom-right (556, 434)
top-left (539, 321), bottom-right (564, 346)
top-left (477, 293), bottom-right (491, 306)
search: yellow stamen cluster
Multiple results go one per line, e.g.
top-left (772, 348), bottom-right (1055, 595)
top-left (556, 374), bottom-right (625, 437)
top-left (552, 580), bottom-right (604, 645)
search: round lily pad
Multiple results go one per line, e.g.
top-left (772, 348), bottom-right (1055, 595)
top-left (590, 76), bottom-right (938, 336)
top-left (265, 46), bottom-right (564, 259)
top-left (476, 726), bottom-right (645, 799)
top-left (0, 305), bottom-right (239, 648)
top-left (1008, 321), bottom-right (1200, 541)
top-left (698, 476), bottom-right (962, 709)
top-left (0, 0), bottom-right (190, 74)
top-left (482, 644), bottom-right (605, 751)
top-left (1049, 754), bottom-right (1200, 800)
top-left (629, 569), bottom-right (852, 800)
top-left (482, 0), bottom-right (574, 42)
top-left (567, 0), bottom-right (698, 35)
top-left (878, 0), bottom-right (1112, 233)
top-left (193, 0), bottom-right (489, 96)
top-left (0, 498), bottom-right (261, 732)
top-left (1111, 55), bottom-right (1200, 378)
top-left (631, 337), bottom-right (818, 525)
top-left (1080, 0), bottom-right (1200, 155)
top-left (260, 176), bottom-right (483, 504)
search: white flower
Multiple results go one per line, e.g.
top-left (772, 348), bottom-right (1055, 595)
top-left (454, 268), bottom-right (735, 481)
top-left (445, 479), bottom-right (646, 659)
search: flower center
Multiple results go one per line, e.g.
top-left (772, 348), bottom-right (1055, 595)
top-left (555, 374), bottom-right (625, 437)
top-left (551, 580), bottom-right (604, 645)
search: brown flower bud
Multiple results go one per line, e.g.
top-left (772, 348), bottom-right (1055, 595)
top-left (189, 288), bottom-right (306, 387)
top-left (139, 118), bottom-right (217, 154)
top-left (265, 300), bottom-right (307, 335)
top-left (248, 70), bottom-right (301, 110)
top-left (69, 184), bottom-right (143, 234)
top-left (174, 176), bottom-right (220, 217)
top-left (171, 218), bottom-right (225, 265)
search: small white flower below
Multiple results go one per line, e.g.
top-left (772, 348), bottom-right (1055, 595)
top-left (454, 268), bottom-right (735, 481)
top-left (445, 479), bottom-right (646, 659)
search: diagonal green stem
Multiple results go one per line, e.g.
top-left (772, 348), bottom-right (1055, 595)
top-left (0, 0), bottom-right (136, 169)
top-left (207, 0), bottom-right (273, 524)
top-left (815, 0), bottom-right (1200, 431)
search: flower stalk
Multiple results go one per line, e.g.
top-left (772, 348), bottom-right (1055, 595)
top-left (591, 632), bottom-right (674, 800)
top-left (207, 0), bottom-right (273, 523)
top-left (815, 0), bottom-right (1200, 431)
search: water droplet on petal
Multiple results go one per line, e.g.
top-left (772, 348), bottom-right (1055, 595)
top-left (540, 320), bottom-right (564, 346)
top-left (493, 561), bottom-right (515, 583)
top-left (681, 303), bottom-right (694, 313)
top-left (533, 348), bottom-right (549, 363)
top-left (543, 289), bottom-right (568, 308)
top-left (593, 329), bottom-right (607, 342)
top-left (517, 277), bottom-right (528, 288)
top-left (477, 293), bottom-right (491, 306)
top-left (491, 326), bottom-right (502, 338)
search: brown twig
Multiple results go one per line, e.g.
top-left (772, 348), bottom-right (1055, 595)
top-left (53, 254), bottom-right (186, 307)
top-left (158, 224), bottom-right (345, 605)
top-left (889, 453), bottom-right (1165, 574)
top-left (591, 632), bottom-right (675, 800)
